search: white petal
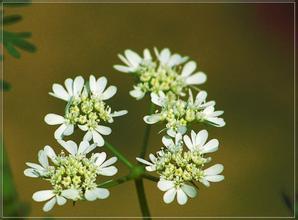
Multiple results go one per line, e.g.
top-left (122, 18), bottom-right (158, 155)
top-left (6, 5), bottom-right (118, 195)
top-left (97, 76), bottom-right (108, 94)
top-left (196, 129), bottom-right (208, 147)
top-left (43, 197), bottom-right (56, 212)
top-left (110, 110), bottom-right (128, 117)
top-left (136, 157), bottom-right (153, 166)
top-left (73, 76), bottom-right (84, 96)
top-left (159, 48), bottom-right (171, 64)
top-left (57, 196), bottom-right (67, 206)
top-left (24, 168), bottom-right (39, 177)
top-left (99, 166), bottom-right (118, 176)
top-left (78, 141), bottom-right (91, 155)
top-left (143, 114), bottom-right (160, 124)
top-left (195, 90), bottom-right (207, 105)
top-left (143, 49), bottom-right (151, 60)
top-left (114, 65), bottom-right (134, 73)
top-left (163, 188), bottom-right (176, 204)
top-left (162, 136), bottom-right (174, 148)
top-left (168, 54), bottom-right (181, 67)
top-left (100, 157), bottom-right (117, 168)
top-left (54, 123), bottom-right (68, 140)
top-left (201, 139), bottom-right (219, 154)
top-left (63, 124), bottom-right (74, 136)
top-left (92, 130), bottom-right (104, 146)
top-left (181, 61), bottom-right (196, 77)
top-left (61, 189), bottom-right (79, 200)
top-left (207, 117), bottom-right (226, 127)
top-left (89, 75), bottom-right (97, 94)
top-left (32, 190), bottom-right (54, 202)
top-left (129, 89), bottom-right (145, 100)
top-left (118, 54), bottom-right (131, 66)
top-left (177, 188), bottom-right (188, 205)
top-left (44, 114), bottom-right (64, 125)
top-left (85, 189), bottom-right (97, 201)
top-left (204, 164), bottom-right (224, 176)
top-left (95, 125), bottom-right (112, 135)
top-left (51, 84), bottom-right (69, 101)
top-left (205, 175), bottom-right (224, 182)
top-left (102, 86), bottom-right (117, 100)
top-left (183, 135), bottom-right (194, 151)
top-left (25, 162), bottom-right (44, 170)
top-left (64, 78), bottom-right (73, 96)
top-left (181, 184), bottom-right (197, 198)
top-left (83, 130), bottom-right (93, 141)
top-left (157, 180), bottom-right (175, 191)
top-left (93, 153), bottom-right (106, 167)
top-left (125, 49), bottom-right (142, 67)
top-left (186, 72), bottom-right (207, 85)
top-left (95, 188), bottom-right (110, 199)
top-left (57, 140), bottom-right (78, 155)
top-left (78, 124), bottom-right (89, 131)
top-left (44, 145), bottom-right (57, 161)
top-left (38, 150), bottom-right (48, 168)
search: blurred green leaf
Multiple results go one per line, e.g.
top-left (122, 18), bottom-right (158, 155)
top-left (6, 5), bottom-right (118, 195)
top-left (3, 0), bottom-right (31, 7)
top-left (1, 80), bottom-right (11, 91)
top-left (2, 15), bottom-right (22, 25)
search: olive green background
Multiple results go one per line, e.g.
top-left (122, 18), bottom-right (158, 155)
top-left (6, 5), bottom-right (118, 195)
top-left (3, 3), bottom-right (295, 218)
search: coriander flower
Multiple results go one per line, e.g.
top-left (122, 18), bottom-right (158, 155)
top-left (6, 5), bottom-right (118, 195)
top-left (144, 90), bottom-right (225, 136)
top-left (114, 48), bottom-right (207, 100)
top-left (44, 75), bottom-right (128, 146)
top-left (137, 130), bottom-right (224, 205)
top-left (24, 140), bottom-right (118, 212)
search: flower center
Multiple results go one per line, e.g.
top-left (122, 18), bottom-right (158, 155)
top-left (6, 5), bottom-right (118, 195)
top-left (49, 153), bottom-right (98, 198)
top-left (65, 94), bottom-right (112, 129)
top-left (137, 63), bottom-right (185, 95)
top-left (155, 149), bottom-right (208, 185)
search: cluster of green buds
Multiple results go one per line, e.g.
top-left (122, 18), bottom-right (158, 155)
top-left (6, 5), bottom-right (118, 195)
top-left (66, 94), bottom-right (112, 129)
top-left (48, 152), bottom-right (98, 199)
top-left (155, 148), bottom-right (211, 186)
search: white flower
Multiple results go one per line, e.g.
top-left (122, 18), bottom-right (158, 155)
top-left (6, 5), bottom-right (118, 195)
top-left (89, 75), bottom-right (117, 100)
top-left (45, 75), bottom-right (128, 145)
top-left (44, 113), bottom-right (74, 140)
top-left (197, 105), bottom-right (225, 127)
top-left (183, 129), bottom-right (219, 153)
top-left (32, 189), bottom-right (79, 212)
top-left (188, 89), bottom-right (215, 109)
top-left (180, 61), bottom-right (207, 86)
top-left (162, 133), bottom-right (183, 151)
top-left (57, 139), bottom-right (97, 156)
top-left (25, 140), bottom-right (118, 212)
top-left (153, 47), bottom-right (188, 67)
top-left (114, 49), bottom-right (152, 73)
top-left (49, 76), bottom-right (84, 102)
top-left (129, 86), bottom-right (146, 100)
top-left (157, 179), bottom-right (197, 205)
top-left (136, 154), bottom-right (157, 172)
top-left (199, 164), bottom-right (224, 187)
top-left (78, 124), bottom-right (112, 147)
top-left (24, 149), bottom-right (50, 178)
top-left (91, 152), bottom-right (118, 176)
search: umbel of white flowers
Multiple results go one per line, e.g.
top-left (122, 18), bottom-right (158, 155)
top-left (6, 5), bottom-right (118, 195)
top-left (44, 75), bottom-right (127, 146)
top-left (24, 140), bottom-right (118, 212)
top-left (114, 48), bottom-right (207, 100)
top-left (137, 130), bottom-right (224, 205)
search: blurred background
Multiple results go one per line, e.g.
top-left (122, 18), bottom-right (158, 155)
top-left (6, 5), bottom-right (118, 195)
top-left (2, 2), bottom-right (295, 218)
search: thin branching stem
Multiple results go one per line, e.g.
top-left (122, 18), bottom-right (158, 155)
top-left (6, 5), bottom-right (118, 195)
top-left (135, 179), bottom-right (151, 220)
top-left (105, 141), bottom-right (133, 169)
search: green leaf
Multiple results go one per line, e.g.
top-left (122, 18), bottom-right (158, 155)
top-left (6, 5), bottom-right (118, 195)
top-left (13, 37), bottom-right (36, 53)
top-left (3, 41), bottom-right (21, 58)
top-left (2, 15), bottom-right (22, 25)
top-left (3, 0), bottom-right (31, 7)
top-left (1, 80), bottom-right (11, 91)
top-left (14, 32), bottom-right (32, 38)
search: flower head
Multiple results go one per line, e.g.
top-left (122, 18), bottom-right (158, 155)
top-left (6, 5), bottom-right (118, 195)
top-left (114, 48), bottom-right (206, 100)
top-left (143, 90), bottom-right (225, 136)
top-left (24, 140), bottom-right (118, 212)
top-left (137, 130), bottom-right (224, 205)
top-left (45, 75), bottom-right (128, 146)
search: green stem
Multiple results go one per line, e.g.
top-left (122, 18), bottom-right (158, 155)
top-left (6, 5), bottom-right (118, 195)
top-left (134, 179), bottom-right (151, 220)
top-left (98, 175), bottom-right (133, 188)
top-left (139, 103), bottom-right (154, 158)
top-left (142, 173), bottom-right (159, 183)
top-left (104, 141), bottom-right (133, 168)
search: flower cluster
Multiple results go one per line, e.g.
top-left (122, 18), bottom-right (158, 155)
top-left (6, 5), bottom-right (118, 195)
top-left (45, 75), bottom-right (127, 146)
top-left (25, 75), bottom-right (126, 212)
top-left (24, 140), bottom-right (117, 212)
top-left (114, 48), bottom-right (207, 100)
top-left (137, 130), bottom-right (224, 205)
top-left (126, 48), bottom-right (226, 205)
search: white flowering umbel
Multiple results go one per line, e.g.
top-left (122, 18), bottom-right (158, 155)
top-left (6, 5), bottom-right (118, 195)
top-left (24, 140), bottom-right (118, 212)
top-left (144, 90), bottom-right (225, 136)
top-left (44, 75), bottom-right (127, 146)
top-left (114, 48), bottom-right (207, 100)
top-left (137, 130), bottom-right (224, 205)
